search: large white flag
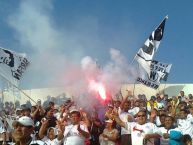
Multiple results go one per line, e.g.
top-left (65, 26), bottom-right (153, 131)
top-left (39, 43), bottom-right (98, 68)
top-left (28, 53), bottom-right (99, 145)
top-left (137, 60), bottom-right (172, 89)
top-left (0, 47), bottom-right (30, 82)
top-left (135, 16), bottom-right (168, 74)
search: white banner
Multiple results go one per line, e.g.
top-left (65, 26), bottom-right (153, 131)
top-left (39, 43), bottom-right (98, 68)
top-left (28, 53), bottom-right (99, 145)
top-left (0, 47), bottom-right (30, 82)
top-left (137, 60), bottom-right (172, 89)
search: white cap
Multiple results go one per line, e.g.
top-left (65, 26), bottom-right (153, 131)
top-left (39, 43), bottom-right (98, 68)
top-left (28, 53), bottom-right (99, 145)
top-left (16, 108), bottom-right (22, 111)
top-left (105, 119), bottom-right (113, 123)
top-left (70, 108), bottom-right (80, 114)
top-left (15, 116), bottom-right (34, 127)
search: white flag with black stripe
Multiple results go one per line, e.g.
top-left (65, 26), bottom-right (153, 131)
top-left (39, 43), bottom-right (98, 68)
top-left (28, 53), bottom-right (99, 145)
top-left (135, 15), bottom-right (168, 74)
top-left (0, 47), bottom-right (30, 82)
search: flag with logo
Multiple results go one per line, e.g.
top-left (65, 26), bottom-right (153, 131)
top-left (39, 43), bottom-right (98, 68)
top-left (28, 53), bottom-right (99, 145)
top-left (0, 47), bottom-right (30, 83)
top-left (135, 16), bottom-right (168, 74)
top-left (137, 60), bottom-right (172, 89)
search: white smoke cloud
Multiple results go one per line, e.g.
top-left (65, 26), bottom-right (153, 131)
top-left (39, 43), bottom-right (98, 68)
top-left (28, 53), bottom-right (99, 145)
top-left (80, 48), bottom-right (137, 98)
top-left (8, 0), bottom-right (60, 53)
top-left (6, 0), bottom-right (138, 110)
top-left (7, 0), bottom-right (77, 88)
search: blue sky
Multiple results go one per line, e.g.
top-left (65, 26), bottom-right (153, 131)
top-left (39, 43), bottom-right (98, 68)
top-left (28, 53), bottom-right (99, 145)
top-left (0, 0), bottom-right (193, 89)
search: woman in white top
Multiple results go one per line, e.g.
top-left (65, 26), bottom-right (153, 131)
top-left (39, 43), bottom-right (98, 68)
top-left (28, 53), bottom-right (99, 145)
top-left (38, 119), bottom-right (63, 145)
top-left (99, 119), bottom-right (118, 145)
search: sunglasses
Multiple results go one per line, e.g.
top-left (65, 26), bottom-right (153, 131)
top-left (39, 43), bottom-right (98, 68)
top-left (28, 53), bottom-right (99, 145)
top-left (137, 115), bottom-right (146, 117)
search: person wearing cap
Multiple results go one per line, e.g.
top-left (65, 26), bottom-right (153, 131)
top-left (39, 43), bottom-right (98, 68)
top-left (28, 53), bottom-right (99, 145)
top-left (11, 116), bottom-right (46, 145)
top-left (113, 109), bottom-right (161, 145)
top-left (99, 119), bottom-right (118, 145)
top-left (63, 110), bottom-right (90, 145)
top-left (38, 118), bottom-right (64, 145)
top-left (20, 105), bottom-right (31, 117)
top-left (128, 99), bottom-right (141, 117)
top-left (15, 108), bottom-right (22, 120)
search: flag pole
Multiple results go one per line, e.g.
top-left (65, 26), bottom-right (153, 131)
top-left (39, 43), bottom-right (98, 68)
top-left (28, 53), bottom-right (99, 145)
top-left (132, 63), bottom-right (140, 97)
top-left (0, 73), bottom-right (37, 104)
top-left (132, 80), bottom-right (136, 97)
top-left (163, 83), bottom-right (167, 94)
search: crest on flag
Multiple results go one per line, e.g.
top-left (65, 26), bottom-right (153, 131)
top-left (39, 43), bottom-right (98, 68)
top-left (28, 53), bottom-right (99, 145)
top-left (0, 47), bottom-right (30, 81)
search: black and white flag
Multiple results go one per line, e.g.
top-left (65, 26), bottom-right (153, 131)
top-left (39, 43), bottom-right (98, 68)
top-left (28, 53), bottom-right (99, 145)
top-left (137, 60), bottom-right (172, 89)
top-left (135, 16), bottom-right (168, 74)
top-left (151, 60), bottom-right (172, 81)
top-left (0, 47), bottom-right (30, 82)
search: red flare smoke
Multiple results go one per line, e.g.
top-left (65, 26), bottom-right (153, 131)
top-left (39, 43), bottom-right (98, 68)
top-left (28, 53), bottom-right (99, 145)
top-left (89, 80), bottom-right (107, 100)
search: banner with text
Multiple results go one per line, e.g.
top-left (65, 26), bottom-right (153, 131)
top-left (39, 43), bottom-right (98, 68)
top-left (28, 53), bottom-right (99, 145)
top-left (137, 60), bottom-right (172, 89)
top-left (0, 47), bottom-right (30, 83)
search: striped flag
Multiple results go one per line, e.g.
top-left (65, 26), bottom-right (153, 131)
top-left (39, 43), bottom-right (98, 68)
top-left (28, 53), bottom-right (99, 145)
top-left (135, 15), bottom-right (168, 74)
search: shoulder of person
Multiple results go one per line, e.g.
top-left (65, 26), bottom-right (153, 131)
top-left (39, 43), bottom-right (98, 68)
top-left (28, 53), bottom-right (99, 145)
top-left (145, 122), bottom-right (157, 127)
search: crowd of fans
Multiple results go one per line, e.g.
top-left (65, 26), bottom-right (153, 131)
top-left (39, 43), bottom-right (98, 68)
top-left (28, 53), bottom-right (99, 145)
top-left (0, 90), bottom-right (193, 145)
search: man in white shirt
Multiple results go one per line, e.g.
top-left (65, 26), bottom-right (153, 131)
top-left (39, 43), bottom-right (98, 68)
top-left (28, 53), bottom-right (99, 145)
top-left (179, 91), bottom-right (187, 102)
top-left (114, 109), bottom-right (161, 145)
top-left (12, 116), bottom-right (46, 145)
top-left (119, 100), bottom-right (134, 145)
top-left (177, 109), bottom-right (193, 138)
top-left (159, 115), bottom-right (176, 145)
top-left (63, 109), bottom-right (90, 145)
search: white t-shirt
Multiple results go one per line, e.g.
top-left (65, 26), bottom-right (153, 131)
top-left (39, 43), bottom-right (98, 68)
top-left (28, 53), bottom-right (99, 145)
top-left (42, 136), bottom-right (62, 145)
top-left (125, 122), bottom-right (161, 145)
top-left (63, 124), bottom-right (89, 145)
top-left (119, 112), bottom-right (134, 135)
top-left (177, 117), bottom-right (193, 137)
